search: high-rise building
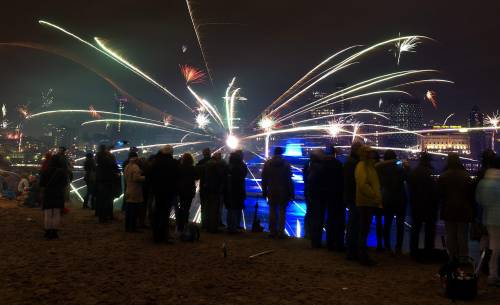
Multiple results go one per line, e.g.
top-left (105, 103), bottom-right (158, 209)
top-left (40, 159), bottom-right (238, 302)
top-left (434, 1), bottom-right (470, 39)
top-left (384, 96), bottom-right (423, 148)
top-left (468, 105), bottom-right (487, 159)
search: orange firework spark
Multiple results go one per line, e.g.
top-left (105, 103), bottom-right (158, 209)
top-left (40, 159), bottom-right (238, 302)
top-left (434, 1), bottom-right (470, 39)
top-left (425, 90), bottom-right (438, 109)
top-left (180, 65), bottom-right (206, 84)
top-left (18, 105), bottom-right (29, 118)
top-left (88, 105), bottom-right (101, 119)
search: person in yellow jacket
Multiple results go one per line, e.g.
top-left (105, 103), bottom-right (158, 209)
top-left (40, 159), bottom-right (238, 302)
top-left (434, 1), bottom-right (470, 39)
top-left (355, 145), bottom-right (382, 266)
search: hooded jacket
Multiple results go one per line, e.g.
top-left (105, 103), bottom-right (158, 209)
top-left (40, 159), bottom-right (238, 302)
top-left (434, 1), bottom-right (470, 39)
top-left (437, 166), bottom-right (474, 222)
top-left (476, 168), bottom-right (500, 226)
top-left (124, 158), bottom-right (145, 203)
top-left (261, 155), bottom-right (294, 202)
top-left (354, 151), bottom-right (382, 208)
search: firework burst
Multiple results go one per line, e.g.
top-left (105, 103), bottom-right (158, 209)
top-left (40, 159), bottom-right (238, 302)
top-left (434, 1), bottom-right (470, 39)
top-left (195, 112), bottom-right (210, 129)
top-left (18, 105), bottom-right (30, 118)
top-left (88, 105), bottom-right (101, 119)
top-left (326, 119), bottom-right (345, 138)
top-left (180, 64), bottom-right (206, 84)
top-left (393, 34), bottom-right (421, 66)
top-left (425, 90), bottom-right (438, 109)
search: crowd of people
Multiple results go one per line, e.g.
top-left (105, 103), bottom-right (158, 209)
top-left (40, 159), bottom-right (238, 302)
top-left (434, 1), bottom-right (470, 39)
top-left (32, 143), bottom-right (500, 286)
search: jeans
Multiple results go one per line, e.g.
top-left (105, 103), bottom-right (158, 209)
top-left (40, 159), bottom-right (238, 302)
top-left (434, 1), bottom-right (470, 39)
top-left (383, 204), bottom-right (406, 250)
top-left (487, 225), bottom-right (500, 281)
top-left (176, 196), bottom-right (193, 232)
top-left (346, 203), bottom-right (359, 257)
top-left (125, 202), bottom-right (140, 232)
top-left (152, 196), bottom-right (174, 243)
top-left (227, 208), bottom-right (241, 232)
top-left (327, 201), bottom-right (346, 250)
top-left (445, 221), bottom-right (469, 259)
top-left (310, 197), bottom-right (327, 247)
top-left (358, 206), bottom-right (376, 262)
top-left (268, 200), bottom-right (287, 236)
top-left (410, 216), bottom-right (436, 255)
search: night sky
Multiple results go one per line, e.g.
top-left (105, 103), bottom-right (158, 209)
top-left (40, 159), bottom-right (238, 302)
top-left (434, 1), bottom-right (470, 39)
top-left (1, 0), bottom-right (500, 135)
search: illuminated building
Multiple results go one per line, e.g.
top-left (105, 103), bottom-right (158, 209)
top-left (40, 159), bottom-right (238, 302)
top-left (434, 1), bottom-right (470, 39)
top-left (420, 126), bottom-right (471, 155)
top-left (385, 97), bottom-right (423, 148)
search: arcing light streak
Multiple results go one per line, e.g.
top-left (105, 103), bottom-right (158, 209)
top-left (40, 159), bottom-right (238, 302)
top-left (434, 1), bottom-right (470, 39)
top-left (187, 86), bottom-right (224, 127)
top-left (81, 119), bottom-right (208, 136)
top-left (394, 36), bottom-right (421, 65)
top-left (94, 37), bottom-right (193, 111)
top-left (443, 113), bottom-right (455, 126)
top-left (224, 78), bottom-right (236, 129)
top-left (185, 0), bottom-right (213, 84)
top-left (279, 110), bottom-right (388, 129)
top-left (28, 109), bottom-right (164, 124)
top-left (228, 87), bottom-right (241, 133)
top-left (277, 88), bottom-right (411, 123)
top-left (262, 45), bottom-right (361, 116)
top-left (389, 79), bottom-right (455, 89)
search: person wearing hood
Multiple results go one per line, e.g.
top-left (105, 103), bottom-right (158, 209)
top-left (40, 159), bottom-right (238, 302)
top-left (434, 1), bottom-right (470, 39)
top-left (355, 145), bottom-right (382, 266)
top-left (408, 152), bottom-right (439, 257)
top-left (307, 146), bottom-right (344, 250)
top-left (204, 152), bottom-right (228, 233)
top-left (95, 145), bottom-right (120, 223)
top-left (262, 147), bottom-right (294, 239)
top-left (195, 148), bottom-right (212, 229)
top-left (150, 145), bottom-right (180, 243)
top-left (124, 151), bottom-right (145, 232)
top-left (83, 152), bottom-right (97, 210)
top-left (39, 154), bottom-right (71, 239)
top-left (345, 142), bottom-right (363, 260)
top-left (438, 153), bottom-right (475, 259)
top-left (375, 149), bottom-right (407, 254)
top-left (476, 157), bottom-right (500, 286)
top-left (225, 150), bottom-right (248, 233)
top-left (176, 152), bottom-right (197, 232)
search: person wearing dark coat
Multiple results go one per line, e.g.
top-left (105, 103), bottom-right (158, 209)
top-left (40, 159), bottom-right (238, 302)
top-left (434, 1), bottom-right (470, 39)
top-left (39, 154), bottom-right (70, 239)
top-left (83, 152), bottom-right (96, 209)
top-left (261, 147), bottom-right (294, 238)
top-left (225, 150), bottom-right (248, 233)
top-left (375, 150), bottom-right (407, 253)
top-left (302, 155), bottom-right (312, 239)
top-left (176, 153), bottom-right (197, 232)
top-left (307, 147), bottom-right (344, 250)
top-left (95, 145), bottom-right (120, 223)
top-left (438, 153), bottom-right (475, 259)
top-left (195, 148), bottom-right (211, 229)
top-left (344, 142), bottom-right (362, 260)
top-left (204, 152), bottom-right (227, 233)
top-left (150, 145), bottom-right (180, 243)
top-left (408, 152), bottom-right (438, 256)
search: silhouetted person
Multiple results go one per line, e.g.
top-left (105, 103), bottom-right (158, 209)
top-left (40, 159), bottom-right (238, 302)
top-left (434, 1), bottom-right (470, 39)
top-left (83, 152), bottom-right (96, 209)
top-left (262, 147), bottom-right (294, 239)
top-left (476, 156), bottom-right (500, 286)
top-left (302, 153), bottom-right (313, 238)
top-left (124, 151), bottom-right (145, 232)
top-left (225, 150), bottom-right (248, 233)
top-left (177, 153), bottom-right (197, 232)
top-left (196, 148), bottom-right (211, 229)
top-left (95, 145), bottom-right (120, 223)
top-left (438, 153), bottom-right (475, 259)
top-left (355, 146), bottom-right (382, 266)
top-left (375, 150), bottom-right (407, 254)
top-left (204, 152), bottom-right (227, 233)
top-left (150, 145), bottom-right (179, 243)
top-left (408, 152), bottom-right (438, 256)
top-left (345, 142), bottom-right (363, 260)
top-left (39, 154), bottom-right (71, 239)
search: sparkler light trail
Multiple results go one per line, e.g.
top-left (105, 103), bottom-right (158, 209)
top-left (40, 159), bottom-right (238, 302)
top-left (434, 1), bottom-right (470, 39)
top-left (187, 86), bottom-right (224, 128)
top-left (180, 64), bottom-right (206, 84)
top-left (185, 0), bottom-right (214, 85)
top-left (443, 113), bottom-right (455, 125)
top-left (425, 90), bottom-right (438, 108)
top-left (94, 37), bottom-right (193, 111)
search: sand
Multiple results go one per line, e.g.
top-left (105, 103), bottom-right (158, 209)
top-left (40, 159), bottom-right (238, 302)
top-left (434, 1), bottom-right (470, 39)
top-left (1, 199), bottom-right (499, 305)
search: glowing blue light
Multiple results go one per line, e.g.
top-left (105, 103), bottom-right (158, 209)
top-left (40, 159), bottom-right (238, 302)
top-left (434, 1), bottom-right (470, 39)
top-left (283, 143), bottom-right (303, 157)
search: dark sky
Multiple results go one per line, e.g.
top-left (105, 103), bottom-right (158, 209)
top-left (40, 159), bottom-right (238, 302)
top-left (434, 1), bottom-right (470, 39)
top-left (1, 0), bottom-right (500, 134)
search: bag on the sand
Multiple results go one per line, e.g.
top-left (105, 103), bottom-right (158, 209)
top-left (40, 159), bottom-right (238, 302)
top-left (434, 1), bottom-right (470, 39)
top-left (439, 256), bottom-right (478, 300)
top-left (180, 224), bottom-right (200, 242)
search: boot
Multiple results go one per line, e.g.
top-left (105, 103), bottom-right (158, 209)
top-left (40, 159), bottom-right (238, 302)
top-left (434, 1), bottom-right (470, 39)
top-left (52, 229), bottom-right (59, 239)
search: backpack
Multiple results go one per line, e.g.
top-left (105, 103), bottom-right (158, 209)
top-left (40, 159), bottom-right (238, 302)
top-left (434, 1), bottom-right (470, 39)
top-left (439, 256), bottom-right (478, 300)
top-left (180, 223), bottom-right (200, 242)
